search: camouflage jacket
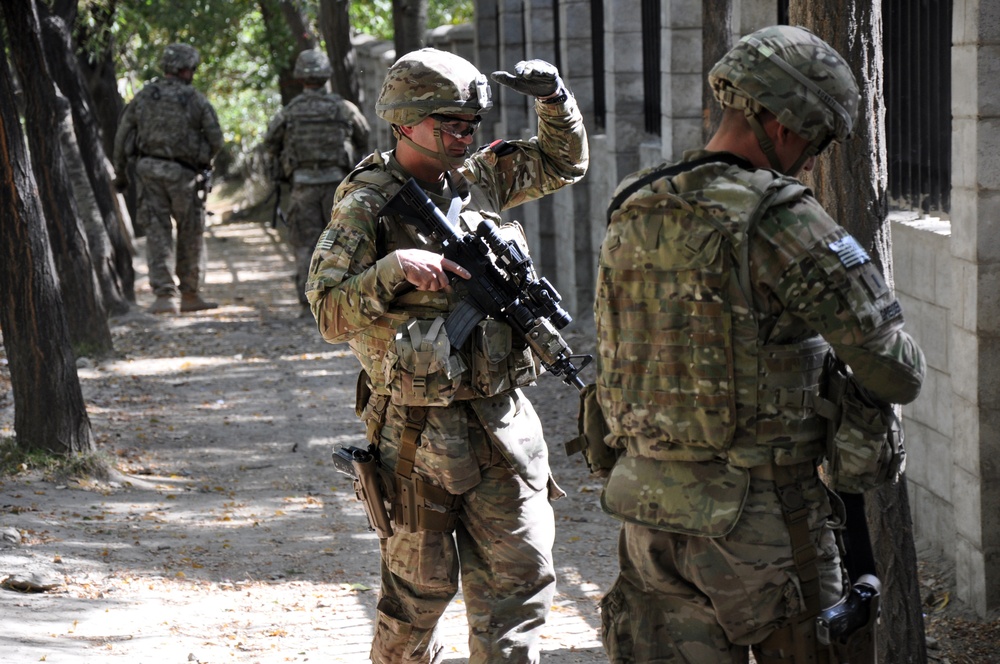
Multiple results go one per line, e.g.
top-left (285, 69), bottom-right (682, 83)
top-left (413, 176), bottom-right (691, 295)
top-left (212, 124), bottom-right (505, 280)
top-left (113, 76), bottom-right (223, 173)
top-left (596, 149), bottom-right (925, 533)
top-left (306, 96), bottom-right (588, 493)
top-left (263, 88), bottom-right (370, 185)
top-left (597, 149), bottom-right (924, 464)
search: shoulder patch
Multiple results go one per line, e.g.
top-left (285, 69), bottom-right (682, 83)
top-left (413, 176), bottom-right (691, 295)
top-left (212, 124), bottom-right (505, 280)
top-left (487, 139), bottom-right (518, 157)
top-left (828, 235), bottom-right (871, 269)
top-left (317, 229), bottom-right (339, 252)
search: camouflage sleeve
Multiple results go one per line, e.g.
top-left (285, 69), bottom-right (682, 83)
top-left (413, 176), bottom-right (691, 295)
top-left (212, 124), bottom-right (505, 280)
top-left (112, 101), bottom-right (137, 175)
top-left (462, 95), bottom-right (588, 211)
top-left (753, 197), bottom-right (925, 405)
top-left (262, 108), bottom-right (286, 156)
top-left (305, 186), bottom-right (408, 344)
top-left (199, 96), bottom-right (224, 160)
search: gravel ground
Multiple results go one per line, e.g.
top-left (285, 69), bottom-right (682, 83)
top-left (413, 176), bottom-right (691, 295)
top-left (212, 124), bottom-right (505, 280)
top-left (1, 211), bottom-right (997, 663)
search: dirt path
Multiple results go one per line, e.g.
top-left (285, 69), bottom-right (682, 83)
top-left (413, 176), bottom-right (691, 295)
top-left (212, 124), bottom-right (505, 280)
top-left (2, 212), bottom-right (996, 663)
top-left (0, 217), bottom-right (616, 663)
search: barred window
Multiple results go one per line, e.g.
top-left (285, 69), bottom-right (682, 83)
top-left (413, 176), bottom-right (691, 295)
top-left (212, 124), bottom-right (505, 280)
top-left (641, 0), bottom-right (661, 135)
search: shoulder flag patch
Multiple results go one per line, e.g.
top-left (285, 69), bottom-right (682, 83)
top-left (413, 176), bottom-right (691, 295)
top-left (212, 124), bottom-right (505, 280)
top-left (828, 235), bottom-right (870, 269)
top-left (317, 229), bottom-right (337, 252)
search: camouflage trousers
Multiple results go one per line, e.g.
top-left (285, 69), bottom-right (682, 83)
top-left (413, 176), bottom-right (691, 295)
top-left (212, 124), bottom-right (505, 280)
top-left (371, 407), bottom-right (557, 664)
top-left (135, 156), bottom-right (206, 297)
top-left (286, 182), bottom-right (336, 304)
top-left (600, 464), bottom-right (845, 664)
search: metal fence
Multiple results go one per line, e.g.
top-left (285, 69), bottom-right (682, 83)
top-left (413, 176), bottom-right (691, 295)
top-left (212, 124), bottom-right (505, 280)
top-left (884, 0), bottom-right (953, 214)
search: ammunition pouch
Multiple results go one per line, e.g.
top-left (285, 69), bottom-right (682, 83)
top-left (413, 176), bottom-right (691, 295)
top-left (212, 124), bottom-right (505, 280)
top-left (391, 474), bottom-right (462, 535)
top-left (387, 317), bottom-right (467, 407)
top-left (565, 382), bottom-right (621, 476)
top-left (470, 318), bottom-right (537, 397)
top-left (819, 355), bottom-right (904, 494)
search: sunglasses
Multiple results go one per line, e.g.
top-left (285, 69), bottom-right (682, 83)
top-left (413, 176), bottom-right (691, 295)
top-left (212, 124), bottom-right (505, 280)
top-left (430, 114), bottom-right (481, 139)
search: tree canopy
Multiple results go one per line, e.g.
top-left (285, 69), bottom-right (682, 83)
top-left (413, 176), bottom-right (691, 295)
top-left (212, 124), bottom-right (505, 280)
top-left (76, 0), bottom-right (471, 170)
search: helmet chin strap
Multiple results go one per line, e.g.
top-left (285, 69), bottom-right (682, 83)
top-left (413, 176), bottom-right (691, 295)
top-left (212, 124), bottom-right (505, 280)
top-left (393, 123), bottom-right (467, 170)
top-left (745, 108), bottom-right (824, 176)
top-left (745, 108), bottom-right (785, 172)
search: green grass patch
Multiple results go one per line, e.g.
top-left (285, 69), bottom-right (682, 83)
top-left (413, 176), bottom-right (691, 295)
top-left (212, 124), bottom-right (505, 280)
top-left (0, 437), bottom-right (114, 483)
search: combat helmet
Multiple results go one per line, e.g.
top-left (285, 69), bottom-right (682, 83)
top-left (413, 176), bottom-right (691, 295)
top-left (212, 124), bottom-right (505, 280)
top-left (294, 50), bottom-right (332, 83)
top-left (160, 43), bottom-right (201, 75)
top-left (709, 25), bottom-right (860, 174)
top-left (376, 48), bottom-right (492, 126)
top-left (376, 48), bottom-right (493, 169)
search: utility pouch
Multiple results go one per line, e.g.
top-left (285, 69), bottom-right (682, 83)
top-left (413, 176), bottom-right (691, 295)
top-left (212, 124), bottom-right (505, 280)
top-left (390, 317), bottom-right (467, 406)
top-left (565, 382), bottom-right (621, 476)
top-left (391, 475), bottom-right (461, 535)
top-left (821, 355), bottom-right (904, 494)
top-left (471, 319), bottom-right (536, 396)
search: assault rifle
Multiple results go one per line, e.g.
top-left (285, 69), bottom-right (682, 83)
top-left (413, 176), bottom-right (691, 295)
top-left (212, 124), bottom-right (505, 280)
top-left (196, 167), bottom-right (213, 203)
top-left (380, 178), bottom-right (592, 391)
top-left (331, 444), bottom-right (393, 539)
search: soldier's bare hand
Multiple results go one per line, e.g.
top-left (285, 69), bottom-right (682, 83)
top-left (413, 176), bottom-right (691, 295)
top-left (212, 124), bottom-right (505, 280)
top-left (396, 249), bottom-right (470, 292)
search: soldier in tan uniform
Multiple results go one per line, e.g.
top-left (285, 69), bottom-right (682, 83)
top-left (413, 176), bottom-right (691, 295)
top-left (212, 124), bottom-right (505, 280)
top-left (306, 49), bottom-right (587, 663)
top-left (264, 50), bottom-right (369, 306)
top-left (113, 43), bottom-right (223, 314)
top-left (595, 26), bottom-right (925, 663)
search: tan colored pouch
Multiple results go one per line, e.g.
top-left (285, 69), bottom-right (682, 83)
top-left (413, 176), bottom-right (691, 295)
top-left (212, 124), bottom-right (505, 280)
top-left (601, 456), bottom-right (750, 537)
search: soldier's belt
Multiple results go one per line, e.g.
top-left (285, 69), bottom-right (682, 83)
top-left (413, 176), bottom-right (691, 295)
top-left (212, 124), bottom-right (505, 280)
top-left (747, 461), bottom-right (817, 482)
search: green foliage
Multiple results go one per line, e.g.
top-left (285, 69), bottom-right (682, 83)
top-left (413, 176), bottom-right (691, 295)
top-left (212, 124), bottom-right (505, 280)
top-left (0, 436), bottom-right (113, 482)
top-left (79, 0), bottom-right (473, 170)
top-left (351, 0), bottom-right (473, 40)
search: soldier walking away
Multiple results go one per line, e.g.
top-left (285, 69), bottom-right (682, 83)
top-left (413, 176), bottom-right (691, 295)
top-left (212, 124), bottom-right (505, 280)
top-left (113, 43), bottom-right (223, 315)
top-left (594, 25), bottom-right (925, 664)
top-left (264, 49), bottom-right (369, 307)
top-left (307, 49), bottom-right (588, 663)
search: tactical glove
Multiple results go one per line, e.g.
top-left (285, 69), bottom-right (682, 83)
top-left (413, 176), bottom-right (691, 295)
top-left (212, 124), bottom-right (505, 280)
top-left (491, 59), bottom-right (564, 99)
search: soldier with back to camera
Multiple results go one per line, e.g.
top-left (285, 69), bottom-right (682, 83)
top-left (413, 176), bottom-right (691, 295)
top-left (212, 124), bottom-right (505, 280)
top-left (264, 49), bottom-right (369, 306)
top-left (307, 48), bottom-right (588, 663)
top-left (113, 43), bottom-right (223, 315)
top-left (594, 25), bottom-right (925, 664)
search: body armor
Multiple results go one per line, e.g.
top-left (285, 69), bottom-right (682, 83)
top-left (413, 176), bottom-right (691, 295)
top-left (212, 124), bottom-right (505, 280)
top-left (335, 152), bottom-right (537, 407)
top-left (597, 159), bottom-right (828, 469)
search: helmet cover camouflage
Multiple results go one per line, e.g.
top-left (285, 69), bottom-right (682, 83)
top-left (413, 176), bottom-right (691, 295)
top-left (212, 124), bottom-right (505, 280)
top-left (294, 50), bottom-right (332, 81)
top-left (160, 43), bottom-right (201, 74)
top-left (709, 25), bottom-right (859, 144)
top-left (376, 48), bottom-right (493, 126)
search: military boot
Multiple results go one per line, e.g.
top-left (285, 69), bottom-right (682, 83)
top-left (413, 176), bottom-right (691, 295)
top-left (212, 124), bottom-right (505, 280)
top-left (148, 295), bottom-right (178, 315)
top-left (180, 293), bottom-right (219, 312)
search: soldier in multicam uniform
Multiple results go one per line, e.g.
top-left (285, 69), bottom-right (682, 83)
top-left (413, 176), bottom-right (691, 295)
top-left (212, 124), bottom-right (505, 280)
top-left (306, 48), bottom-right (587, 663)
top-left (595, 26), bottom-right (925, 663)
top-left (264, 49), bottom-right (369, 306)
top-left (113, 43), bottom-right (223, 315)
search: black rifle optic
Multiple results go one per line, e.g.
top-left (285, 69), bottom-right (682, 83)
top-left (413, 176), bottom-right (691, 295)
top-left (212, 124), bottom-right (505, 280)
top-left (380, 178), bottom-right (591, 391)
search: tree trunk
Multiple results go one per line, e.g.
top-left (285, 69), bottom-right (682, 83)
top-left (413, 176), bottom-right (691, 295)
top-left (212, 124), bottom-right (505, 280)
top-left (258, 0), bottom-right (304, 105)
top-left (318, 0), bottom-right (360, 105)
top-left (393, 0), bottom-right (427, 57)
top-left (788, 2), bottom-right (928, 663)
top-left (3, 0), bottom-right (113, 357)
top-left (0, 45), bottom-right (94, 456)
top-left (42, 16), bottom-right (131, 315)
top-left (39, 8), bottom-right (136, 304)
top-left (702, 0), bottom-right (732, 143)
top-left (72, 0), bottom-right (123, 161)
